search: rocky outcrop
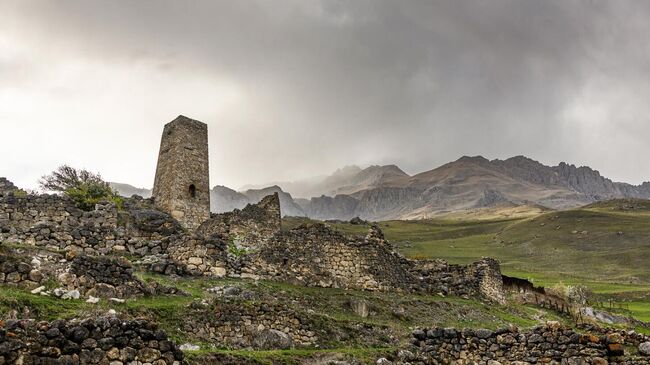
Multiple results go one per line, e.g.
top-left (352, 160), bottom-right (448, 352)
top-left (241, 186), bottom-right (306, 217)
top-left (210, 185), bottom-right (249, 213)
top-left (0, 316), bottom-right (185, 364)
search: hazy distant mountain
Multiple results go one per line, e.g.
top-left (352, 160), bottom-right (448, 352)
top-left (112, 155), bottom-right (650, 221)
top-left (240, 185), bottom-right (306, 217)
top-left (239, 165), bottom-right (364, 198)
top-left (210, 185), bottom-right (249, 213)
top-left (297, 156), bottom-right (650, 220)
top-left (109, 182), bottom-right (151, 198)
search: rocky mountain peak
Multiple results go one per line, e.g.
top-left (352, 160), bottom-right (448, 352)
top-left (455, 155), bottom-right (490, 164)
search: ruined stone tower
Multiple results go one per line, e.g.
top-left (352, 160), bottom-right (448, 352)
top-left (152, 115), bottom-right (210, 229)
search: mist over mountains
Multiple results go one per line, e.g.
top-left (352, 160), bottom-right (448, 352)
top-left (111, 155), bottom-right (650, 221)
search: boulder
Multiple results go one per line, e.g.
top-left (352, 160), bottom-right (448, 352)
top-left (61, 289), bottom-right (80, 300)
top-left (179, 343), bottom-right (200, 351)
top-left (639, 342), bottom-right (650, 356)
top-left (87, 283), bottom-right (118, 298)
top-left (131, 209), bottom-right (182, 235)
top-left (252, 329), bottom-right (293, 350)
top-left (349, 298), bottom-right (369, 318)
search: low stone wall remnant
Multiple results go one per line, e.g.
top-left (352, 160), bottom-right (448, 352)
top-left (0, 315), bottom-right (185, 364)
top-left (411, 321), bottom-right (650, 364)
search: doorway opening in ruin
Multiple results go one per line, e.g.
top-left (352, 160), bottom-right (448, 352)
top-left (189, 184), bottom-right (196, 198)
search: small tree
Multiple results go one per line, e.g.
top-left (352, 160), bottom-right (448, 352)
top-left (39, 165), bottom-right (122, 211)
top-left (39, 165), bottom-right (106, 192)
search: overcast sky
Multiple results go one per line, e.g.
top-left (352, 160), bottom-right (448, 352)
top-left (2, 1), bottom-right (650, 190)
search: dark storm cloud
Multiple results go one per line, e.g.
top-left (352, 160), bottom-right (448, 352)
top-left (2, 1), bottom-right (650, 189)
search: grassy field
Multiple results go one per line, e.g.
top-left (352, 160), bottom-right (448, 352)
top-left (284, 199), bottom-right (650, 322)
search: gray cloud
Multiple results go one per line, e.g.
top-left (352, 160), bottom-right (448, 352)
top-left (1, 0), bottom-right (650, 190)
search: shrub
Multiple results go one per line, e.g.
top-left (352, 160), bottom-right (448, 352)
top-left (39, 165), bottom-right (122, 211)
top-left (566, 284), bottom-right (593, 305)
top-left (65, 182), bottom-right (123, 211)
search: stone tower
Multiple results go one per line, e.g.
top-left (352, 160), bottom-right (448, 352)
top-left (152, 115), bottom-right (210, 229)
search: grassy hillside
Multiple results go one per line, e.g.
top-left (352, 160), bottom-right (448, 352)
top-left (284, 199), bottom-right (650, 322)
top-left (0, 273), bottom-right (567, 364)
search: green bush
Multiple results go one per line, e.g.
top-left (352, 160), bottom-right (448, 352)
top-left (39, 165), bottom-right (123, 211)
top-left (65, 182), bottom-right (123, 211)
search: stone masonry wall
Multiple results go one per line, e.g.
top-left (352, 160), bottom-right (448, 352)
top-left (236, 223), bottom-right (505, 302)
top-left (410, 321), bottom-right (650, 365)
top-left (196, 193), bottom-right (282, 250)
top-left (0, 193), bottom-right (118, 253)
top-left (0, 316), bottom-right (185, 364)
top-left (0, 252), bottom-right (46, 288)
top-left (152, 116), bottom-right (210, 230)
top-left (158, 193), bottom-right (506, 302)
top-left (60, 255), bottom-right (182, 299)
top-left (181, 300), bottom-right (317, 349)
top-left (0, 183), bottom-right (182, 257)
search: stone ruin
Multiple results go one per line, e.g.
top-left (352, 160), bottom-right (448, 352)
top-left (410, 321), bottom-right (650, 364)
top-left (0, 316), bottom-right (185, 364)
top-left (0, 176), bottom-right (506, 303)
top-left (152, 115), bottom-right (211, 230)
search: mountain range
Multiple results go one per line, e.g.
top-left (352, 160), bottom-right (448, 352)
top-left (111, 155), bottom-right (650, 221)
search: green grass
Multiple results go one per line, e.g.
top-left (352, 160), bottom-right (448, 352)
top-left (185, 347), bottom-right (396, 365)
top-left (627, 302), bottom-right (650, 322)
top-left (289, 206), bottom-right (650, 286)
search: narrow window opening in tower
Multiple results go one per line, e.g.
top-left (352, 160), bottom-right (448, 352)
top-left (189, 184), bottom-right (196, 198)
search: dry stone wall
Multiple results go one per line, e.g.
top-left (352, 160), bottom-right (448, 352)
top-left (178, 292), bottom-right (398, 351)
top-left (181, 300), bottom-right (317, 349)
top-left (0, 316), bottom-right (185, 364)
top-left (410, 322), bottom-right (650, 365)
top-left (0, 253), bottom-right (45, 288)
top-left (153, 193), bottom-right (506, 302)
top-left (0, 185), bottom-right (182, 257)
top-left (196, 193), bottom-right (282, 250)
top-left (0, 193), bottom-right (118, 253)
top-left (234, 223), bottom-right (505, 302)
top-left (61, 255), bottom-right (183, 299)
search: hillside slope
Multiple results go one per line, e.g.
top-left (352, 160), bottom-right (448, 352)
top-left (304, 199), bottom-right (650, 285)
